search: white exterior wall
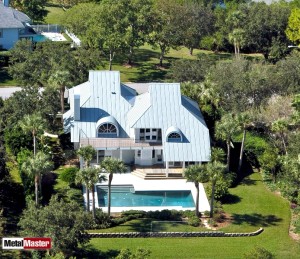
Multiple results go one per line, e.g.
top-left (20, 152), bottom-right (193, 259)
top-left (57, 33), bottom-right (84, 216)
top-left (0, 28), bottom-right (19, 50)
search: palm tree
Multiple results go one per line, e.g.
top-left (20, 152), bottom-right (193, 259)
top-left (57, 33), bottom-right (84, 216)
top-left (215, 114), bottom-right (240, 172)
top-left (100, 157), bottom-right (127, 216)
top-left (237, 112), bottom-right (251, 174)
top-left (75, 168), bottom-right (91, 212)
top-left (77, 145), bottom-right (96, 168)
top-left (210, 147), bottom-right (226, 163)
top-left (19, 113), bottom-right (45, 156)
top-left (48, 70), bottom-right (70, 122)
top-left (184, 164), bottom-right (208, 217)
top-left (206, 161), bottom-right (226, 218)
top-left (86, 167), bottom-right (107, 219)
top-left (22, 152), bottom-right (53, 206)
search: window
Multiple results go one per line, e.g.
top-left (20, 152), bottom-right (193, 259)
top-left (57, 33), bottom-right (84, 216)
top-left (152, 150), bottom-right (155, 158)
top-left (0, 29), bottom-right (3, 38)
top-left (97, 123), bottom-right (118, 138)
top-left (152, 129), bottom-right (157, 132)
top-left (137, 150), bottom-right (141, 157)
top-left (146, 136), bottom-right (150, 140)
top-left (146, 129), bottom-right (150, 133)
top-left (98, 123), bottom-right (117, 133)
top-left (140, 129), bottom-right (145, 133)
top-left (167, 132), bottom-right (181, 141)
top-left (152, 136), bottom-right (157, 140)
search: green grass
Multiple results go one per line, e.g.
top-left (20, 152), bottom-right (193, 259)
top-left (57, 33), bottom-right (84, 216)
top-left (44, 6), bottom-right (65, 24)
top-left (0, 67), bottom-right (18, 86)
top-left (88, 173), bottom-right (300, 259)
top-left (88, 218), bottom-right (208, 233)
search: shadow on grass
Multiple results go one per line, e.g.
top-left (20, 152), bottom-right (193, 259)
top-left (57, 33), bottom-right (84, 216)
top-left (0, 174), bottom-right (25, 235)
top-left (241, 177), bottom-right (258, 186)
top-left (77, 246), bottom-right (120, 259)
top-left (231, 213), bottom-right (282, 227)
top-left (121, 218), bottom-right (154, 232)
top-left (0, 67), bottom-right (14, 85)
top-left (221, 194), bottom-right (242, 204)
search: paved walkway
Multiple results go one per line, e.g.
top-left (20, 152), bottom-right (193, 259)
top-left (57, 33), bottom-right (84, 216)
top-left (0, 87), bottom-right (21, 99)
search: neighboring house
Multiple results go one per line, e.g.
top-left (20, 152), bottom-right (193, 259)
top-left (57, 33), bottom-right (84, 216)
top-left (0, 1), bottom-right (35, 50)
top-left (64, 71), bottom-right (211, 175)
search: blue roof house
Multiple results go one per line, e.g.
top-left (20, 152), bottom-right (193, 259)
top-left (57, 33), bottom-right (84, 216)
top-left (0, 0), bottom-right (35, 50)
top-left (64, 71), bottom-right (211, 176)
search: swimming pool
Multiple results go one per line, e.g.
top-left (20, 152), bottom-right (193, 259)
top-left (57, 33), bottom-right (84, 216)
top-left (97, 185), bottom-right (195, 208)
top-left (32, 34), bottom-right (48, 42)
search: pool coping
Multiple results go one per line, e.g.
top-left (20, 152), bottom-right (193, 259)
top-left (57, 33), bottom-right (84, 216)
top-left (85, 173), bottom-right (210, 213)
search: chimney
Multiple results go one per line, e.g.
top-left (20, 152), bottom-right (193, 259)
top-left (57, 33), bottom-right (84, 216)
top-left (3, 0), bottom-right (9, 7)
top-left (74, 94), bottom-right (81, 121)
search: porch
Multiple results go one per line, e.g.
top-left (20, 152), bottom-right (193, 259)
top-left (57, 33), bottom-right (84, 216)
top-left (131, 166), bottom-right (184, 180)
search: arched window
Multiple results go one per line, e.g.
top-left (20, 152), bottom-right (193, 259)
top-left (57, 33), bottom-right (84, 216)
top-left (166, 126), bottom-right (183, 142)
top-left (168, 132), bottom-right (181, 140)
top-left (98, 123), bottom-right (117, 134)
top-left (96, 116), bottom-right (119, 138)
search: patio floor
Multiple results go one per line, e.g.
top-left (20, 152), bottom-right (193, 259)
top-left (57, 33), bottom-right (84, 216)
top-left (83, 172), bottom-right (210, 213)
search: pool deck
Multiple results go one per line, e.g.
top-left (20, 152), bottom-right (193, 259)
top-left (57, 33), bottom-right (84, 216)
top-left (85, 173), bottom-right (210, 213)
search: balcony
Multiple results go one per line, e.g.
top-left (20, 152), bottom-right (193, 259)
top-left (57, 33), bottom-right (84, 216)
top-left (80, 138), bottom-right (162, 149)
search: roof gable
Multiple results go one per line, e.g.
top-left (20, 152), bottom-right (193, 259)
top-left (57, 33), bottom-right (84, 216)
top-left (0, 3), bottom-right (31, 28)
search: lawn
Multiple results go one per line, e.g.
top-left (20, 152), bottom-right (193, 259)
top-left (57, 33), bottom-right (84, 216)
top-left (88, 173), bottom-right (300, 258)
top-left (44, 6), bottom-right (66, 24)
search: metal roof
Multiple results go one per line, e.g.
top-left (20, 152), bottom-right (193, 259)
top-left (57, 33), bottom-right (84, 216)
top-left (0, 3), bottom-right (31, 28)
top-left (64, 71), bottom-right (211, 162)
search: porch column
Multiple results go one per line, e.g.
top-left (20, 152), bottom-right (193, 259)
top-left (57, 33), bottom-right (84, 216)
top-left (120, 149), bottom-right (122, 160)
top-left (182, 161), bottom-right (185, 177)
top-left (166, 161), bottom-right (169, 178)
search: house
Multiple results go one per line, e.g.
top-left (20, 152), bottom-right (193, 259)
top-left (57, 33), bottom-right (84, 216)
top-left (64, 71), bottom-right (211, 176)
top-left (0, 0), bottom-right (36, 50)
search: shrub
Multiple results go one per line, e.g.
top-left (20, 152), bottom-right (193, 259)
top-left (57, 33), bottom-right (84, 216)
top-left (94, 209), bottom-right (111, 229)
top-left (243, 247), bottom-right (274, 259)
top-left (59, 167), bottom-right (79, 186)
top-left (187, 216), bottom-right (200, 227)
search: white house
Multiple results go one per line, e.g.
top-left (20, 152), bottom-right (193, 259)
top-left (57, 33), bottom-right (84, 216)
top-left (0, 0), bottom-right (35, 50)
top-left (64, 71), bottom-right (211, 176)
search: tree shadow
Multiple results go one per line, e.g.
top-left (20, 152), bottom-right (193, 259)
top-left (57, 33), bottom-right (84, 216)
top-left (120, 218), bottom-right (154, 232)
top-left (77, 246), bottom-right (120, 259)
top-left (241, 177), bottom-right (258, 186)
top-left (221, 194), bottom-right (242, 204)
top-left (231, 213), bottom-right (282, 227)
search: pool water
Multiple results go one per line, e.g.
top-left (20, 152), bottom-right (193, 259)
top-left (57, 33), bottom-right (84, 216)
top-left (97, 185), bottom-right (195, 208)
top-left (32, 34), bottom-right (48, 42)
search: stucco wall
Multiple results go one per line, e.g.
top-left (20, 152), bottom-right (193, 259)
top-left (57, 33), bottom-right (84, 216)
top-left (0, 28), bottom-right (19, 50)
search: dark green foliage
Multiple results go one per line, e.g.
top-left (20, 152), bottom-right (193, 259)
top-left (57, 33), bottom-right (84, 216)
top-left (170, 55), bottom-right (215, 83)
top-left (93, 208), bottom-right (111, 229)
top-left (18, 196), bottom-right (93, 256)
top-left (187, 216), bottom-right (200, 227)
top-left (116, 248), bottom-right (151, 259)
top-left (59, 167), bottom-right (79, 186)
top-left (243, 246), bottom-right (274, 259)
top-left (4, 126), bottom-right (32, 156)
top-left (41, 136), bottom-right (65, 169)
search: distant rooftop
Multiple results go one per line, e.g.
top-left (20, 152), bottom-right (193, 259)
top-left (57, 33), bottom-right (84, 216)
top-left (0, 3), bottom-right (31, 28)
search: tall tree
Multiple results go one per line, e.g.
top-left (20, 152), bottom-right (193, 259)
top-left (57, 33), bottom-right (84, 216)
top-left (100, 157), bottom-right (127, 216)
top-left (48, 70), bottom-right (71, 120)
top-left (206, 161), bottom-right (226, 218)
top-left (237, 112), bottom-right (251, 174)
top-left (12, 0), bottom-right (48, 23)
top-left (75, 168), bottom-right (92, 212)
top-left (18, 196), bottom-right (92, 256)
top-left (21, 152), bottom-right (53, 205)
top-left (184, 164), bottom-right (208, 217)
top-left (182, 3), bottom-right (215, 55)
top-left (149, 0), bottom-right (185, 66)
top-left (19, 113), bottom-right (45, 156)
top-left (215, 114), bottom-right (240, 171)
top-left (77, 145), bottom-right (96, 168)
top-left (240, 2), bottom-right (290, 60)
top-left (286, 8), bottom-right (300, 45)
top-left (78, 167), bottom-right (107, 219)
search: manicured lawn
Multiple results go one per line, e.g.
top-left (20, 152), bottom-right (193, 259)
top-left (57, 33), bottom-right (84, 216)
top-left (88, 218), bottom-right (208, 233)
top-left (45, 6), bottom-right (66, 24)
top-left (88, 173), bottom-right (300, 258)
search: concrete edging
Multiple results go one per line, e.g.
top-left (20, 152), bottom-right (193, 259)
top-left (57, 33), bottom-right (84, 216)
top-left (87, 227), bottom-right (264, 238)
